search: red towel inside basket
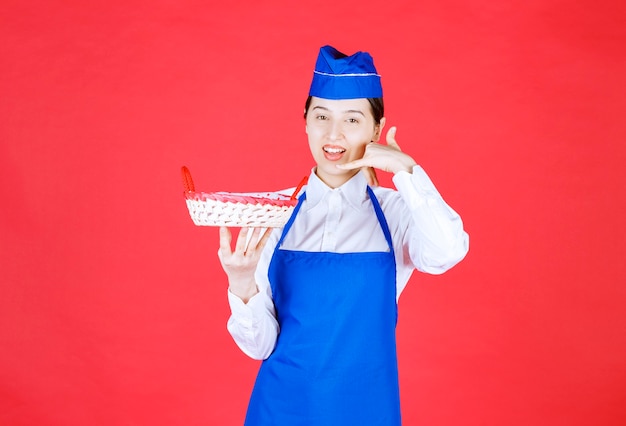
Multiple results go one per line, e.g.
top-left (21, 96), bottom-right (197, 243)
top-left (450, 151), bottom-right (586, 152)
top-left (181, 166), bottom-right (307, 227)
top-left (181, 166), bottom-right (306, 206)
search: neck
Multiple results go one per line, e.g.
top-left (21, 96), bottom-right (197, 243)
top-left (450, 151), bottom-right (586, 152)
top-left (314, 168), bottom-right (359, 189)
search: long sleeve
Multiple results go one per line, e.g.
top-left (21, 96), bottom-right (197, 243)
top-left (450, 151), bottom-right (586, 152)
top-left (226, 288), bottom-right (279, 360)
top-left (389, 165), bottom-right (469, 280)
top-left (225, 231), bottom-right (281, 360)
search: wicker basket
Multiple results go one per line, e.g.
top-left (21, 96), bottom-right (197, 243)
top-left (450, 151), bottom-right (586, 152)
top-left (182, 166), bottom-right (306, 228)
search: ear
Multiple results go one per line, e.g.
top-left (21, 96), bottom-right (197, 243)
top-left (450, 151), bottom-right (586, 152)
top-left (372, 117), bottom-right (386, 142)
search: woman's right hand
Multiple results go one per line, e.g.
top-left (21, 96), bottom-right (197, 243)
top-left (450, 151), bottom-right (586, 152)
top-left (218, 227), bottom-right (273, 303)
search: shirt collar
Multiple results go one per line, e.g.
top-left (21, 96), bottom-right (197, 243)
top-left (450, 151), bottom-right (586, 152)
top-left (304, 167), bottom-right (369, 211)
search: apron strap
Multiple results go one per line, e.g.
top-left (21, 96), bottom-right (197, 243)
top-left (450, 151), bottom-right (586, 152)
top-left (366, 186), bottom-right (394, 252)
top-left (276, 192), bottom-right (306, 248)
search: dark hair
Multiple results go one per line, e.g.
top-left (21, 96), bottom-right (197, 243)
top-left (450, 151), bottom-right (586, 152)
top-left (304, 96), bottom-right (385, 125)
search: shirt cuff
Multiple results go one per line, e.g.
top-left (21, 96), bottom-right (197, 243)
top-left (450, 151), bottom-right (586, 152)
top-left (227, 288), bottom-right (272, 323)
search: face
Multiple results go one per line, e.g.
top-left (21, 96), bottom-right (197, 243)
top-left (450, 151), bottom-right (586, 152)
top-left (305, 97), bottom-right (385, 188)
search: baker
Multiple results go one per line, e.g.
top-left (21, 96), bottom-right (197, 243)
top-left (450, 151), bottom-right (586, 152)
top-left (218, 45), bottom-right (469, 425)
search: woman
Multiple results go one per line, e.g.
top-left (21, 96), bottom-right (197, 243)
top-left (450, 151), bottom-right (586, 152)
top-left (218, 45), bottom-right (469, 425)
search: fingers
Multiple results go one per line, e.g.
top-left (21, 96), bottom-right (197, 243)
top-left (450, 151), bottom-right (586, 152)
top-left (337, 126), bottom-right (404, 175)
top-left (246, 227), bottom-right (274, 254)
top-left (256, 227), bottom-right (273, 251)
top-left (336, 159), bottom-right (365, 170)
top-left (247, 227), bottom-right (265, 254)
top-left (222, 227), bottom-right (272, 256)
top-left (219, 226), bottom-right (233, 256)
top-left (234, 227), bottom-right (249, 253)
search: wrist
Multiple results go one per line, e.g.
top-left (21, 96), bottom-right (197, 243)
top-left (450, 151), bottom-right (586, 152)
top-left (229, 279), bottom-right (259, 304)
top-left (392, 158), bottom-right (417, 174)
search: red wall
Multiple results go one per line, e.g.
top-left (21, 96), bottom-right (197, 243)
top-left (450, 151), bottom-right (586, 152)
top-left (2, 1), bottom-right (625, 425)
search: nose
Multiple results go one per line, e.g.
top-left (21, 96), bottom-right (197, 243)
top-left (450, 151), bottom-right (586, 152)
top-left (328, 120), bottom-right (343, 141)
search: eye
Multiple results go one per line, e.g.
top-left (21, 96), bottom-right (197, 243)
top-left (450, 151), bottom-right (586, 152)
top-left (347, 117), bottom-right (360, 124)
top-left (315, 114), bottom-right (328, 121)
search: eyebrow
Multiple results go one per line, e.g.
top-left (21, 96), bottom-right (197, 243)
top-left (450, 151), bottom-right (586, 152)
top-left (311, 106), bottom-right (366, 117)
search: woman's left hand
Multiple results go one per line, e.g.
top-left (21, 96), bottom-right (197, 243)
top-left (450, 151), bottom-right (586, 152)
top-left (337, 126), bottom-right (417, 175)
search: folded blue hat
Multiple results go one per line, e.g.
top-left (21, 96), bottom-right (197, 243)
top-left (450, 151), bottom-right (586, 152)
top-left (309, 45), bottom-right (382, 100)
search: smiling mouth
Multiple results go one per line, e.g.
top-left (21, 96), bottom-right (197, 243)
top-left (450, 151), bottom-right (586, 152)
top-left (322, 145), bottom-right (346, 161)
top-left (323, 146), bottom-right (346, 154)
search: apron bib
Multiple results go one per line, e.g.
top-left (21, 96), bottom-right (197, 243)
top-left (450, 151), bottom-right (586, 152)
top-left (245, 186), bottom-right (401, 425)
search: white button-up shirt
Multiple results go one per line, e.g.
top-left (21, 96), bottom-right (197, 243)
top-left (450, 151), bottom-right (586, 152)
top-left (226, 166), bottom-right (469, 359)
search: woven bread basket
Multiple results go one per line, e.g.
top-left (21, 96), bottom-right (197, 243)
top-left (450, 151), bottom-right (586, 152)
top-left (182, 166), bottom-right (306, 228)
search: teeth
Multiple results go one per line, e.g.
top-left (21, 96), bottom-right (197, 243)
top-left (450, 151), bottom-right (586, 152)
top-left (324, 147), bottom-right (345, 154)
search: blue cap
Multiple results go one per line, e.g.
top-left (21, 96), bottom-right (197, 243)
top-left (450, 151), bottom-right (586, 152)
top-left (309, 45), bottom-right (382, 100)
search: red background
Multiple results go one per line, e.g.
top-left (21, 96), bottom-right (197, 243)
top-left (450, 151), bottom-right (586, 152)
top-left (2, 1), bottom-right (625, 425)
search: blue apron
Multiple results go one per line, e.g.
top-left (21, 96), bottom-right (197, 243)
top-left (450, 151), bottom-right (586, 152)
top-left (244, 186), bottom-right (401, 425)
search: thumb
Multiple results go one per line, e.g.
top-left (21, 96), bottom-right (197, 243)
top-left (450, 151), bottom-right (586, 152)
top-left (386, 126), bottom-right (401, 150)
